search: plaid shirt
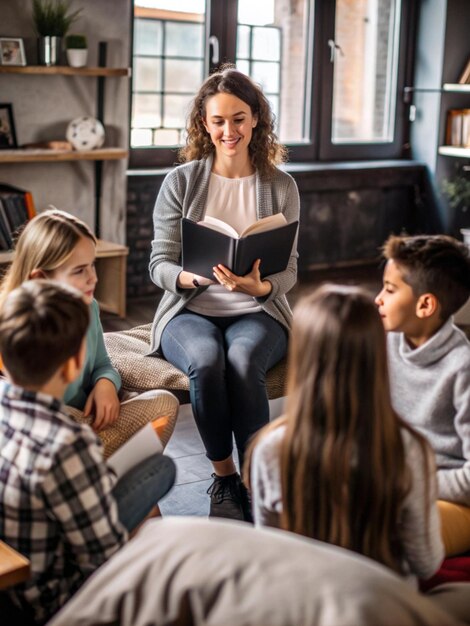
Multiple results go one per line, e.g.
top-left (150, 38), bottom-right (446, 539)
top-left (0, 381), bottom-right (127, 624)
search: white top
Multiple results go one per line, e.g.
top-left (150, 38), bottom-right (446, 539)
top-left (187, 173), bottom-right (263, 317)
top-left (250, 423), bottom-right (444, 583)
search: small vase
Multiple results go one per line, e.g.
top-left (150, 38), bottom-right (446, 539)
top-left (38, 36), bottom-right (62, 66)
top-left (66, 49), bottom-right (88, 68)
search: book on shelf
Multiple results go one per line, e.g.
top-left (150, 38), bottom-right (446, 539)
top-left (181, 213), bottom-right (299, 280)
top-left (0, 184), bottom-right (36, 250)
top-left (458, 58), bottom-right (470, 85)
top-left (0, 208), bottom-right (12, 250)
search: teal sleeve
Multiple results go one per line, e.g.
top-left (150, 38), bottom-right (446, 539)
top-left (89, 300), bottom-right (122, 392)
top-left (64, 300), bottom-right (121, 409)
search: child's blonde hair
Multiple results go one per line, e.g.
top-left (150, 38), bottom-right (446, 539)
top-left (0, 209), bottom-right (96, 310)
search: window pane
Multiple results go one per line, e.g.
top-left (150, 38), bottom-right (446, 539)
top-left (236, 0), bottom-right (311, 144)
top-left (236, 59), bottom-right (250, 76)
top-left (238, 25), bottom-right (250, 59)
top-left (134, 18), bottom-right (162, 56)
top-left (163, 94), bottom-right (193, 128)
top-left (131, 128), bottom-right (153, 147)
top-left (252, 27), bottom-right (280, 61)
top-left (132, 2), bottom-right (206, 148)
top-left (251, 61), bottom-right (280, 93)
top-left (153, 128), bottom-right (181, 146)
top-left (332, 0), bottom-right (401, 143)
top-left (238, 0), bottom-right (274, 25)
top-left (164, 59), bottom-right (204, 93)
top-left (133, 94), bottom-right (161, 128)
top-left (133, 57), bottom-right (161, 92)
top-left (165, 21), bottom-right (204, 58)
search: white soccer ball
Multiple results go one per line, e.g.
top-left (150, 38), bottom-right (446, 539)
top-left (66, 116), bottom-right (105, 151)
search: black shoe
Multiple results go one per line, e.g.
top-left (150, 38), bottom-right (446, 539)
top-left (207, 472), bottom-right (252, 522)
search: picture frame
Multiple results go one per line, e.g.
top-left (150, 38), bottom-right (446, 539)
top-left (0, 37), bottom-right (27, 67)
top-left (0, 104), bottom-right (18, 149)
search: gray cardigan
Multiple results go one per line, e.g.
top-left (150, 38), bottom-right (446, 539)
top-left (148, 156), bottom-right (300, 353)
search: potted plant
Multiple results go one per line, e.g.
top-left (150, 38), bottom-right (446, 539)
top-left (65, 33), bottom-right (87, 67)
top-left (441, 166), bottom-right (470, 243)
top-left (32, 0), bottom-right (82, 66)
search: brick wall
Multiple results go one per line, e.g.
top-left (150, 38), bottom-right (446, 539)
top-left (126, 176), bottom-right (164, 298)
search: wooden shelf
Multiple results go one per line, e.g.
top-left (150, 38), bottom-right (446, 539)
top-left (0, 65), bottom-right (130, 77)
top-left (0, 239), bottom-right (129, 317)
top-left (443, 83), bottom-right (470, 93)
top-left (438, 146), bottom-right (470, 158)
top-left (0, 148), bottom-right (128, 163)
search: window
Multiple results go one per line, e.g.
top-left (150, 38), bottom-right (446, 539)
top-left (131, 1), bottom-right (206, 149)
top-left (318, 0), bottom-right (413, 160)
top-left (129, 1), bottom-right (415, 168)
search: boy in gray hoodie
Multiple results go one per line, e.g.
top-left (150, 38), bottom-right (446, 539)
top-left (375, 234), bottom-right (470, 557)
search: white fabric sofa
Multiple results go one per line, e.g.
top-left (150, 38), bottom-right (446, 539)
top-left (49, 517), bottom-right (470, 626)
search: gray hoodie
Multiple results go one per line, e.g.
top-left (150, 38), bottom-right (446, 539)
top-left (387, 319), bottom-right (470, 505)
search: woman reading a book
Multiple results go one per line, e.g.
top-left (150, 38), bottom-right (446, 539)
top-left (149, 66), bottom-right (300, 521)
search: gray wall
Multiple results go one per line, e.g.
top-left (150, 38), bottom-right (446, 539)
top-left (0, 0), bottom-right (131, 243)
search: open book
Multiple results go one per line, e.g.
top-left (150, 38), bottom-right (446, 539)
top-left (107, 422), bottom-right (163, 479)
top-left (182, 214), bottom-right (298, 280)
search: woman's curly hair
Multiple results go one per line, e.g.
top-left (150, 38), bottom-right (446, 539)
top-left (178, 65), bottom-right (287, 179)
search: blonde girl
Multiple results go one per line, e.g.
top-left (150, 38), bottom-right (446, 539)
top-left (246, 284), bottom-right (444, 581)
top-left (0, 209), bottom-right (178, 445)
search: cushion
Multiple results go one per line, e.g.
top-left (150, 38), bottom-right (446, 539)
top-left (104, 324), bottom-right (287, 399)
top-left (66, 389), bottom-right (179, 458)
top-left (48, 517), bottom-right (467, 626)
top-left (420, 556), bottom-right (470, 592)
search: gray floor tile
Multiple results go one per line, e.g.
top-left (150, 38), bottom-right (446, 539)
top-left (165, 409), bottom-right (206, 458)
top-left (173, 453), bottom-right (213, 486)
top-left (159, 478), bottom-right (211, 517)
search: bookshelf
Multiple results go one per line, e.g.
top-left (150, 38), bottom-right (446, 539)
top-left (0, 148), bottom-right (127, 163)
top-left (0, 44), bottom-right (131, 316)
top-left (0, 66), bottom-right (130, 78)
top-left (0, 240), bottom-right (129, 317)
top-left (438, 146), bottom-right (470, 158)
top-left (438, 83), bottom-right (470, 160)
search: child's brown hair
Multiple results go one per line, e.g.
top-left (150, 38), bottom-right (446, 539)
top-left (0, 280), bottom-right (89, 387)
top-left (383, 234), bottom-right (470, 320)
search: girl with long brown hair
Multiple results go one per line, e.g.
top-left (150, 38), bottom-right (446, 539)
top-left (246, 284), bottom-right (443, 580)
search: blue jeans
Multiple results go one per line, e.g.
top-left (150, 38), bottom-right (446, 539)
top-left (161, 311), bottom-right (288, 465)
top-left (112, 454), bottom-right (176, 532)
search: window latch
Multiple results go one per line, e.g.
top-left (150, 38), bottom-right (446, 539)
top-left (208, 35), bottom-right (219, 65)
top-left (328, 39), bottom-right (344, 63)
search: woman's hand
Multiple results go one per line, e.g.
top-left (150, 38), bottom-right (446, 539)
top-left (177, 271), bottom-right (215, 289)
top-left (213, 260), bottom-right (272, 298)
top-left (84, 378), bottom-right (120, 432)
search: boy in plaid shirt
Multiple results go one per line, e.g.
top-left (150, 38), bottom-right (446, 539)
top-left (0, 280), bottom-right (128, 624)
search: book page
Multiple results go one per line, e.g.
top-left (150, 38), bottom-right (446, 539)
top-left (107, 423), bottom-right (163, 479)
top-left (240, 213), bottom-right (287, 237)
top-left (199, 215), bottom-right (239, 239)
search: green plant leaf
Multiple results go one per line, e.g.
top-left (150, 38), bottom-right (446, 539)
top-left (32, 0), bottom-right (82, 37)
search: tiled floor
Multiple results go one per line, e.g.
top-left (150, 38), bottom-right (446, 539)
top-left (102, 264), bottom-right (383, 517)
